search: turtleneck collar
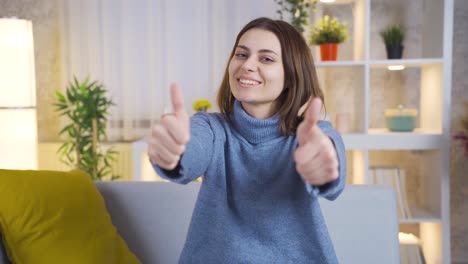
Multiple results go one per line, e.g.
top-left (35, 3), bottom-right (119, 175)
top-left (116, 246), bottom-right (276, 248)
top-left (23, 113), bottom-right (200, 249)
top-left (230, 100), bottom-right (283, 144)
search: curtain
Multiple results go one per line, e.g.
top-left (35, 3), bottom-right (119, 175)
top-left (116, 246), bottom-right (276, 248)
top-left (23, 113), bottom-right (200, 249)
top-left (60, 0), bottom-right (277, 141)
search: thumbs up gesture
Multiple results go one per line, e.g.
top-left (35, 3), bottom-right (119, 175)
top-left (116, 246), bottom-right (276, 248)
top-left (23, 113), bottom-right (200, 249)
top-left (294, 97), bottom-right (339, 186)
top-left (148, 83), bottom-right (190, 170)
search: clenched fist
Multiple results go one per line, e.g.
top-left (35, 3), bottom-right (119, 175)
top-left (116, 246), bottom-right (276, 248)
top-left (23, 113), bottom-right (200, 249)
top-left (294, 97), bottom-right (339, 186)
top-left (148, 83), bottom-right (190, 170)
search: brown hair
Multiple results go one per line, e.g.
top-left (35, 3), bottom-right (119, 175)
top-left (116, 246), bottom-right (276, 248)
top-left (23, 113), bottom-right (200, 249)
top-left (216, 17), bottom-right (324, 135)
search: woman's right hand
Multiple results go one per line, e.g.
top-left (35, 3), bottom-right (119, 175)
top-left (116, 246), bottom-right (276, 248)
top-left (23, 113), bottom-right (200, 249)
top-left (148, 83), bottom-right (190, 170)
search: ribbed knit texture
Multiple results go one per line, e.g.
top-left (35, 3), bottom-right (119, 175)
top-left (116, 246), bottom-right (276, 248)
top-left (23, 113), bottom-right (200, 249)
top-left (153, 100), bottom-right (346, 264)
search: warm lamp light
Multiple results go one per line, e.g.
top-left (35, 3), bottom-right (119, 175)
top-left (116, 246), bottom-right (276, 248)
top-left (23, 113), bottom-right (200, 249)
top-left (388, 64), bottom-right (405, 71)
top-left (0, 17), bottom-right (37, 169)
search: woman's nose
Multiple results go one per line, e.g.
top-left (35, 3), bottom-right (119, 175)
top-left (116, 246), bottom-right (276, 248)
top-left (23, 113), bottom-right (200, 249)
top-left (241, 57), bottom-right (257, 72)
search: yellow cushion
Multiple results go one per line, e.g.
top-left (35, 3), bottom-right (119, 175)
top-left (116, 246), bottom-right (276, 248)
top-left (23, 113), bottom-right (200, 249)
top-left (0, 169), bottom-right (140, 264)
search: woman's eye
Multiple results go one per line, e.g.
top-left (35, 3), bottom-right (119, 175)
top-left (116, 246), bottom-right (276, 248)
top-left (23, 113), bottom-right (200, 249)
top-left (261, 57), bottom-right (274, 63)
top-left (235, 53), bottom-right (247, 58)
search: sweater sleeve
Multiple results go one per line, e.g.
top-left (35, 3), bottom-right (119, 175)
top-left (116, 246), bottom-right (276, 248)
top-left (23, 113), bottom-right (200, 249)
top-left (303, 121), bottom-right (347, 201)
top-left (151, 112), bottom-right (215, 184)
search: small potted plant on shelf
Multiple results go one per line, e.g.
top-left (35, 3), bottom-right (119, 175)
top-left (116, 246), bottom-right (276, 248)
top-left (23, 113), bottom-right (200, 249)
top-left (54, 76), bottom-right (120, 181)
top-left (380, 24), bottom-right (405, 59)
top-left (309, 15), bottom-right (348, 61)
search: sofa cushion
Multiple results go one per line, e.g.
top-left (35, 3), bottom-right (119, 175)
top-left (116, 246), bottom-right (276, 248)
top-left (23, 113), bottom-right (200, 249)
top-left (0, 169), bottom-right (140, 264)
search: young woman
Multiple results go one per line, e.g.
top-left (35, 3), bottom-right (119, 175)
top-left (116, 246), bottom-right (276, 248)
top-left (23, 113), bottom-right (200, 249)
top-left (149, 17), bottom-right (346, 263)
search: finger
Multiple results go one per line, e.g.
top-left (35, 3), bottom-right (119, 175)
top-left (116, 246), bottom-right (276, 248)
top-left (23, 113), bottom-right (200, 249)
top-left (296, 134), bottom-right (332, 163)
top-left (301, 166), bottom-right (336, 186)
top-left (161, 115), bottom-right (190, 144)
top-left (151, 142), bottom-right (181, 165)
top-left (150, 152), bottom-right (179, 170)
top-left (296, 147), bottom-right (338, 177)
top-left (170, 83), bottom-right (187, 118)
top-left (151, 124), bottom-right (186, 155)
top-left (147, 134), bottom-right (181, 169)
top-left (294, 141), bottom-right (320, 167)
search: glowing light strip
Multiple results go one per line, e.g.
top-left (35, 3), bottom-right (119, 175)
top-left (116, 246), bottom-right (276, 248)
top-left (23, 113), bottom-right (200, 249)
top-left (388, 65), bottom-right (405, 71)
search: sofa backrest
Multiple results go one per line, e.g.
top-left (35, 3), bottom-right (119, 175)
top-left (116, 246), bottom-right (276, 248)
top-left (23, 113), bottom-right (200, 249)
top-left (96, 182), bottom-right (399, 264)
top-left (320, 184), bottom-right (400, 264)
top-left (95, 181), bottom-right (199, 264)
top-left (0, 182), bottom-right (399, 264)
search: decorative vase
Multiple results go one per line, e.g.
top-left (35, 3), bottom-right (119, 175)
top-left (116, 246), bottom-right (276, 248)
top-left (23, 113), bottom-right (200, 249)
top-left (385, 45), bottom-right (404, 59)
top-left (320, 43), bottom-right (338, 61)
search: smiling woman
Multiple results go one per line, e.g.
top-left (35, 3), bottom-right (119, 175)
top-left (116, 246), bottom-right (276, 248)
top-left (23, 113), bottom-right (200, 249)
top-left (148, 17), bottom-right (347, 263)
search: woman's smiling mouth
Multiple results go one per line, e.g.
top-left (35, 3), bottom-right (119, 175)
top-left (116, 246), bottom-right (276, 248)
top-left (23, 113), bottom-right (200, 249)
top-left (238, 78), bottom-right (262, 87)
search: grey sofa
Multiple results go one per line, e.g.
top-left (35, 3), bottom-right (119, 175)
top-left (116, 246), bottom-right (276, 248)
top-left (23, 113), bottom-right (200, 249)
top-left (0, 182), bottom-right (400, 264)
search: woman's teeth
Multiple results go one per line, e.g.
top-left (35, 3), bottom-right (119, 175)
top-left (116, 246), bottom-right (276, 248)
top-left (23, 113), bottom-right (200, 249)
top-left (239, 79), bottom-right (260, 85)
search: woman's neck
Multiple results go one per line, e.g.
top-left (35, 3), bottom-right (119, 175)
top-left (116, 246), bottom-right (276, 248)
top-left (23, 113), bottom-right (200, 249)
top-left (231, 100), bottom-right (282, 144)
top-left (240, 102), bottom-right (276, 119)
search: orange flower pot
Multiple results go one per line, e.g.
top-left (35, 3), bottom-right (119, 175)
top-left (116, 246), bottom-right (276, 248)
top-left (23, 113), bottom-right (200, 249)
top-left (320, 43), bottom-right (338, 61)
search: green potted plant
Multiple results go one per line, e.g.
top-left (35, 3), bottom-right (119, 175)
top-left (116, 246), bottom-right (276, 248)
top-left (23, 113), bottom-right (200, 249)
top-left (309, 15), bottom-right (348, 61)
top-left (54, 76), bottom-right (120, 181)
top-left (380, 24), bottom-right (405, 59)
top-left (274, 0), bottom-right (318, 33)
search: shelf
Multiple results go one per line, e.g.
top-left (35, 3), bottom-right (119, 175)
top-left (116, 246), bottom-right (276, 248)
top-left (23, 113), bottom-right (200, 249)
top-left (342, 129), bottom-right (443, 150)
top-left (318, 0), bottom-right (356, 4)
top-left (316, 59), bottom-right (443, 68)
top-left (316, 61), bottom-right (365, 68)
top-left (313, 0), bottom-right (450, 262)
top-left (369, 58), bottom-right (443, 68)
top-left (399, 206), bottom-right (441, 224)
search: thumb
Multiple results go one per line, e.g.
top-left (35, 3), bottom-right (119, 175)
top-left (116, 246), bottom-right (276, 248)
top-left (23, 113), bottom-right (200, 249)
top-left (303, 97), bottom-right (322, 130)
top-left (170, 82), bottom-right (188, 120)
top-left (297, 97), bottom-right (322, 144)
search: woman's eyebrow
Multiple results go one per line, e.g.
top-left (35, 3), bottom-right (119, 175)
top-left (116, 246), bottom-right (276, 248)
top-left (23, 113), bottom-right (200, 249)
top-left (235, 45), bottom-right (249, 51)
top-left (236, 45), bottom-right (279, 56)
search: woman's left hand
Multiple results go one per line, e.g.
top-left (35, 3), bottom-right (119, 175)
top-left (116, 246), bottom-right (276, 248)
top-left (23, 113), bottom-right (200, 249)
top-left (294, 97), bottom-right (339, 186)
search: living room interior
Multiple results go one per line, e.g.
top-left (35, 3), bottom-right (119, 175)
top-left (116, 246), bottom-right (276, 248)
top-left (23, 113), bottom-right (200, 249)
top-left (0, 0), bottom-right (466, 263)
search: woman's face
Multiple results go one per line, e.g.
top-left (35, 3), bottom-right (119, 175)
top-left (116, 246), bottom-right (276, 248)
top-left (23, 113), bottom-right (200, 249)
top-left (228, 28), bottom-right (285, 119)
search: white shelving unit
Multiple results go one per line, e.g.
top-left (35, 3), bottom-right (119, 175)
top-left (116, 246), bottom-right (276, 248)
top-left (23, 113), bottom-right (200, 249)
top-left (311, 0), bottom-right (453, 263)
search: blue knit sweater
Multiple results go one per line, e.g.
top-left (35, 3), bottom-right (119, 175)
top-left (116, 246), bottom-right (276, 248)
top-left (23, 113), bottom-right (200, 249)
top-left (152, 100), bottom-right (346, 264)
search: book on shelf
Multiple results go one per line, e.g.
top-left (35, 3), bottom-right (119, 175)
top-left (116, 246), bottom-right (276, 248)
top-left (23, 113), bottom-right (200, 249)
top-left (399, 232), bottom-right (426, 264)
top-left (369, 167), bottom-right (412, 219)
